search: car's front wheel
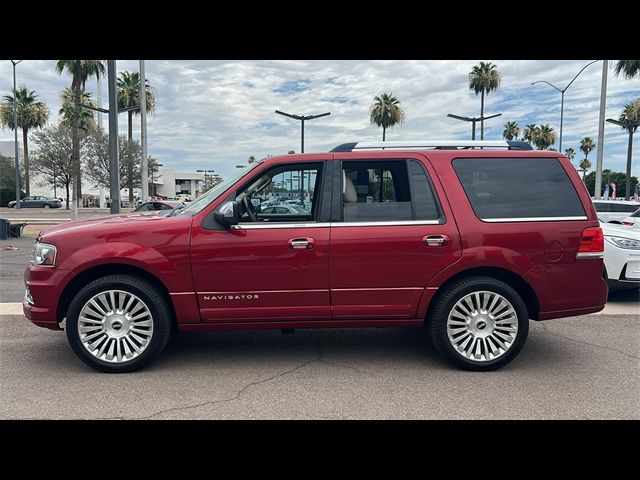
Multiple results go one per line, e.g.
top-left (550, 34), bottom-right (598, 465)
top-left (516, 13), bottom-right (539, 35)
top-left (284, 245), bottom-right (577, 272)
top-left (429, 276), bottom-right (529, 371)
top-left (43, 204), bottom-right (50, 208)
top-left (66, 274), bottom-right (172, 373)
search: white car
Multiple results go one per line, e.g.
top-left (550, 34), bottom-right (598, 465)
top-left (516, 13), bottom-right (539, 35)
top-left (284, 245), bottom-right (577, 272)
top-left (622, 208), bottom-right (640, 229)
top-left (592, 200), bottom-right (640, 224)
top-left (601, 222), bottom-right (640, 290)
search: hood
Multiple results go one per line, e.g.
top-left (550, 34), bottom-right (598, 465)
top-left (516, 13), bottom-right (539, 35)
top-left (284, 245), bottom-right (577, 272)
top-left (38, 212), bottom-right (170, 242)
top-left (600, 222), bottom-right (640, 239)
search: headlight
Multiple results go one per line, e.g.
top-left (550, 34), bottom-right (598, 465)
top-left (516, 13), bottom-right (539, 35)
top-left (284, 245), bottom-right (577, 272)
top-left (31, 242), bottom-right (57, 266)
top-left (605, 236), bottom-right (640, 250)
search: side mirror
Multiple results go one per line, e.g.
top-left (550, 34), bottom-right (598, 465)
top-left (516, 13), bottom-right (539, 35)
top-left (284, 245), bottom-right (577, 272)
top-left (213, 200), bottom-right (240, 227)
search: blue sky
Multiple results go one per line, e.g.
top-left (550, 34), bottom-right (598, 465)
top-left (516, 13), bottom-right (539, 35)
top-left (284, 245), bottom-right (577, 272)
top-left (0, 60), bottom-right (637, 180)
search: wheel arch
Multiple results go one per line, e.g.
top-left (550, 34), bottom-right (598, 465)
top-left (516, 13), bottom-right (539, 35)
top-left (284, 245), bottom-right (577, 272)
top-left (426, 266), bottom-right (540, 322)
top-left (57, 264), bottom-right (176, 326)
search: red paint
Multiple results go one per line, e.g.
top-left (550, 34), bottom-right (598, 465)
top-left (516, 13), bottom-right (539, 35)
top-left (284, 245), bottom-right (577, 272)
top-left (23, 149), bottom-right (606, 335)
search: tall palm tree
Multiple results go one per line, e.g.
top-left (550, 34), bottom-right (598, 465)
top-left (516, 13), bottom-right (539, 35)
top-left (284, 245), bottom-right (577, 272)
top-left (0, 87), bottom-right (49, 195)
top-left (468, 62), bottom-right (502, 140)
top-left (117, 71), bottom-right (156, 202)
top-left (248, 155), bottom-right (256, 163)
top-left (369, 93), bottom-right (405, 141)
top-left (56, 60), bottom-right (105, 206)
top-left (564, 147), bottom-right (576, 163)
top-left (617, 99), bottom-right (639, 199)
top-left (523, 124), bottom-right (538, 145)
top-left (502, 121), bottom-right (519, 140)
top-left (580, 137), bottom-right (596, 161)
top-left (614, 60), bottom-right (640, 80)
top-left (533, 124), bottom-right (557, 150)
top-left (579, 159), bottom-right (592, 180)
top-left (59, 88), bottom-right (96, 132)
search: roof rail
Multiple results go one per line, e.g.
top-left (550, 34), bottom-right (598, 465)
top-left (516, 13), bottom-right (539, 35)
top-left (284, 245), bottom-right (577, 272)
top-left (330, 140), bottom-right (533, 152)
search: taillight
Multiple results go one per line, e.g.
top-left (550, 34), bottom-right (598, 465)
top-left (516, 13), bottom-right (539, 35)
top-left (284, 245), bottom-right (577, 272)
top-left (577, 227), bottom-right (604, 258)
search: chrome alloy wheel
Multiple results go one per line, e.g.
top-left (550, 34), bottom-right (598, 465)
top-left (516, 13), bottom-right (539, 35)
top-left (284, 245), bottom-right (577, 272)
top-left (446, 290), bottom-right (518, 362)
top-left (78, 290), bottom-right (154, 363)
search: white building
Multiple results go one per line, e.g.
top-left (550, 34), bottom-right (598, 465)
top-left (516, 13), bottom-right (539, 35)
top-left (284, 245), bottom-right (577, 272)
top-left (153, 169), bottom-right (205, 200)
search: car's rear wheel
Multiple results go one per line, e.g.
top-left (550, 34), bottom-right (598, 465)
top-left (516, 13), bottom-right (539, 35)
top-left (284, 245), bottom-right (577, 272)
top-left (66, 274), bottom-right (172, 373)
top-left (43, 204), bottom-right (50, 208)
top-left (429, 276), bottom-right (529, 371)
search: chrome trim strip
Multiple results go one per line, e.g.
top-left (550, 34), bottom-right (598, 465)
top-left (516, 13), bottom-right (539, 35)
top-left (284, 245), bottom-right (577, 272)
top-left (576, 252), bottom-right (604, 259)
top-left (483, 216), bottom-right (588, 223)
top-left (231, 223), bottom-right (331, 230)
top-left (332, 220), bottom-right (441, 227)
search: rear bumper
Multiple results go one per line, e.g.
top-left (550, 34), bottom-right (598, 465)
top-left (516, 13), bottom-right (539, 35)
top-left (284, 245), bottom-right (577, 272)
top-left (23, 266), bottom-right (73, 330)
top-left (525, 260), bottom-right (608, 320)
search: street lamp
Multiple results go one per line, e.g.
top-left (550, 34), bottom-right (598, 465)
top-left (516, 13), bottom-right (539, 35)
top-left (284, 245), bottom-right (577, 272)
top-left (275, 110), bottom-right (331, 153)
top-left (447, 113), bottom-right (502, 140)
top-left (531, 60), bottom-right (599, 153)
top-left (606, 117), bottom-right (639, 200)
top-left (10, 60), bottom-right (23, 208)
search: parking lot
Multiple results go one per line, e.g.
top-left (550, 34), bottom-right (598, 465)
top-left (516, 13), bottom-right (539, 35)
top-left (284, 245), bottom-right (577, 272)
top-left (1, 230), bottom-right (638, 419)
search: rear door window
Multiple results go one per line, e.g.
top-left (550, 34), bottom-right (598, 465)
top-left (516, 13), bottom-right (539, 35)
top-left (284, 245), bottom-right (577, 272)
top-left (452, 157), bottom-right (586, 221)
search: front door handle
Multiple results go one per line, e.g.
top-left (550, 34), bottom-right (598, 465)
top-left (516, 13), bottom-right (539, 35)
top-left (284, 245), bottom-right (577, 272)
top-left (288, 237), bottom-right (315, 250)
top-left (423, 234), bottom-right (450, 247)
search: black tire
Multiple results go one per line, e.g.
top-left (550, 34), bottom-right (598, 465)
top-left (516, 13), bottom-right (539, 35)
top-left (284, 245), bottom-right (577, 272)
top-left (43, 203), bottom-right (51, 208)
top-left (428, 276), bottom-right (529, 371)
top-left (66, 274), bottom-right (172, 373)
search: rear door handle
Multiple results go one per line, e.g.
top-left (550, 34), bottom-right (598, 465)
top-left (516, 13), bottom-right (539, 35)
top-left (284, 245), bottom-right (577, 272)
top-left (288, 237), bottom-right (315, 250)
top-left (423, 234), bottom-right (450, 247)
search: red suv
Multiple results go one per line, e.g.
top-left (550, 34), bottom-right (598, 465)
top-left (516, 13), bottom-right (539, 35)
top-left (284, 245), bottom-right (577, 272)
top-left (23, 140), bottom-right (607, 372)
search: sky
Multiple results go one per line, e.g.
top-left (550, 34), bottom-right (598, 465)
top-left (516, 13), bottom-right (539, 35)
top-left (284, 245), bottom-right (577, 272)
top-left (0, 59), bottom-right (638, 181)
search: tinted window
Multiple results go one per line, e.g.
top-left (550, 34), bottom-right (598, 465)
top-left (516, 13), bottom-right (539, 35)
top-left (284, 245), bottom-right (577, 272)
top-left (632, 209), bottom-right (640, 218)
top-left (408, 160), bottom-right (442, 221)
top-left (453, 158), bottom-right (585, 220)
top-left (610, 203), bottom-right (639, 213)
top-left (593, 202), bottom-right (611, 212)
top-left (155, 203), bottom-right (173, 210)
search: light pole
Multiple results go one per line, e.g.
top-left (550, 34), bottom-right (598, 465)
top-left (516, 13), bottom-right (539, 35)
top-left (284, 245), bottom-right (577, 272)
top-left (10, 60), bottom-right (23, 208)
top-left (531, 60), bottom-right (599, 153)
top-left (447, 113), bottom-right (502, 140)
top-left (607, 117), bottom-right (639, 200)
top-left (275, 110), bottom-right (330, 153)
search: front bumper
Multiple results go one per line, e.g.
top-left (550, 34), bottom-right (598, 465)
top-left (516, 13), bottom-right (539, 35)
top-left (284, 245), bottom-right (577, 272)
top-left (23, 265), bottom-right (73, 330)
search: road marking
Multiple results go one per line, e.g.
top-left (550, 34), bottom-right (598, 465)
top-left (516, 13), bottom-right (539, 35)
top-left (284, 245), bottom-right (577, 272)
top-left (0, 301), bottom-right (637, 317)
top-left (0, 303), bottom-right (24, 315)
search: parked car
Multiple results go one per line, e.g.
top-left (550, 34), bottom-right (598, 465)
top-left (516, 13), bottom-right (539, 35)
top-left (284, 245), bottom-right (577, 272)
top-left (622, 208), bottom-right (640, 229)
top-left (592, 199), bottom-right (640, 224)
top-left (601, 221), bottom-right (640, 290)
top-left (259, 205), bottom-right (308, 215)
top-left (9, 196), bottom-right (62, 208)
top-left (24, 140), bottom-right (607, 373)
top-left (176, 194), bottom-right (191, 203)
top-left (134, 200), bottom-right (184, 213)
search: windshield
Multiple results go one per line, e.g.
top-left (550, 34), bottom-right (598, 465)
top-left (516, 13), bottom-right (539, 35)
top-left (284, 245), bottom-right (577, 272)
top-left (174, 162), bottom-right (262, 216)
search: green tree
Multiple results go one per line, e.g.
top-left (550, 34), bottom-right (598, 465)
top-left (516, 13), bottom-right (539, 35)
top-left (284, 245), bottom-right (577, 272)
top-left (579, 159), bottom-right (592, 180)
top-left (31, 125), bottom-right (75, 209)
top-left (0, 154), bottom-right (26, 206)
top-left (614, 60), bottom-right (640, 80)
top-left (564, 147), bottom-right (576, 161)
top-left (502, 121), bottom-right (519, 140)
top-left (523, 124), bottom-right (538, 144)
top-left (59, 88), bottom-right (96, 132)
top-left (616, 99), bottom-right (640, 199)
top-left (533, 124), bottom-right (557, 150)
top-left (369, 93), bottom-right (405, 141)
top-left (84, 127), bottom-right (142, 191)
top-left (0, 87), bottom-right (49, 195)
top-left (56, 60), bottom-right (106, 206)
top-left (468, 62), bottom-right (502, 140)
top-left (248, 155), bottom-right (256, 163)
top-left (117, 71), bottom-right (156, 203)
top-left (584, 169), bottom-right (638, 197)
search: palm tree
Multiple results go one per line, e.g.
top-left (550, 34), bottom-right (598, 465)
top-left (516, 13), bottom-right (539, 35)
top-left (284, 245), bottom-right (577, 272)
top-left (580, 137), bottom-right (596, 161)
top-left (56, 60), bottom-right (105, 206)
top-left (59, 88), bottom-right (96, 132)
top-left (117, 71), bottom-right (156, 202)
top-left (523, 124), bottom-right (539, 145)
top-left (248, 155), bottom-right (256, 163)
top-left (616, 99), bottom-right (639, 199)
top-left (534, 124), bottom-right (557, 150)
top-left (579, 159), bottom-right (592, 180)
top-left (468, 62), bottom-right (502, 140)
top-left (502, 121), bottom-right (519, 140)
top-left (614, 60), bottom-right (640, 80)
top-left (0, 87), bottom-right (49, 195)
top-left (369, 93), bottom-right (405, 141)
top-left (564, 147), bottom-right (576, 163)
